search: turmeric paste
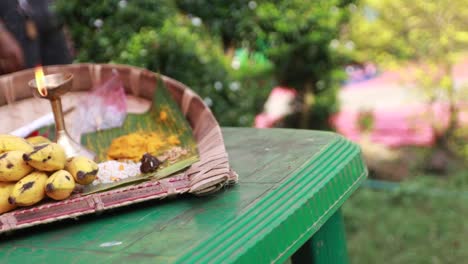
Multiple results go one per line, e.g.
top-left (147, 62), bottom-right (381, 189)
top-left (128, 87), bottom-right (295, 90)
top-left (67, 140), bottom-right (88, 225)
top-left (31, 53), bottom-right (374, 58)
top-left (107, 132), bottom-right (180, 161)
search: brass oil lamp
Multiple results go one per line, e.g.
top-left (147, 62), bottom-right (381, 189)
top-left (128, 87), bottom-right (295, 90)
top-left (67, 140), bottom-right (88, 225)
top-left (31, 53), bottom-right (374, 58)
top-left (28, 67), bottom-right (95, 160)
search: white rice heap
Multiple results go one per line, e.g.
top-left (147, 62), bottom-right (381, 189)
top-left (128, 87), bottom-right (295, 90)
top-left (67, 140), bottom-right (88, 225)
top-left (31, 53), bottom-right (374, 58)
top-left (94, 160), bottom-right (141, 185)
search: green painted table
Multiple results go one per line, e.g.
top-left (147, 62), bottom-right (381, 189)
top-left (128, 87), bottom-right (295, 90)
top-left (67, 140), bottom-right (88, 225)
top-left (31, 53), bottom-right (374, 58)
top-left (0, 128), bottom-right (367, 263)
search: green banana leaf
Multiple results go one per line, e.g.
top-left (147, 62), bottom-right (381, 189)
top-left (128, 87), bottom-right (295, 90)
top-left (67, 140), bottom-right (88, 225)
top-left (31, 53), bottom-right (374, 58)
top-left (39, 75), bottom-right (199, 195)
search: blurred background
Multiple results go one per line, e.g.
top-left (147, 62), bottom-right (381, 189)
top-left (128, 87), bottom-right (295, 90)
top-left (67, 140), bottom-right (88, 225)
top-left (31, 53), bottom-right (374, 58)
top-left (13, 0), bottom-right (468, 262)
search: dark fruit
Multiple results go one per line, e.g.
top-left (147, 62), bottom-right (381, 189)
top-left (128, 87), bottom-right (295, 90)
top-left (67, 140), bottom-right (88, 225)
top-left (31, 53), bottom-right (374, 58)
top-left (140, 153), bottom-right (161, 173)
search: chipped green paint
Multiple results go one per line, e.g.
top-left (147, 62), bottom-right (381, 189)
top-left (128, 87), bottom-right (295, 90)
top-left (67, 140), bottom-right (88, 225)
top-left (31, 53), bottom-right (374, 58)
top-left (0, 128), bottom-right (367, 264)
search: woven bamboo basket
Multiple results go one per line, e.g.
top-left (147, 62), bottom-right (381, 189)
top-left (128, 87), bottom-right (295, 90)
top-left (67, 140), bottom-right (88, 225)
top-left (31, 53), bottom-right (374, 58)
top-left (0, 63), bottom-right (238, 233)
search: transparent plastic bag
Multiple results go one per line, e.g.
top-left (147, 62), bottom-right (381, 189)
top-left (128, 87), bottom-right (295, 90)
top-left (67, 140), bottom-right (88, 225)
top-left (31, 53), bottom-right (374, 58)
top-left (70, 70), bottom-right (127, 140)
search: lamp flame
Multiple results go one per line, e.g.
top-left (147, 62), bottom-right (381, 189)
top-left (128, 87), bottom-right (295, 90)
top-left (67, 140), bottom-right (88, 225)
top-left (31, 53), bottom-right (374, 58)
top-left (34, 66), bottom-right (47, 97)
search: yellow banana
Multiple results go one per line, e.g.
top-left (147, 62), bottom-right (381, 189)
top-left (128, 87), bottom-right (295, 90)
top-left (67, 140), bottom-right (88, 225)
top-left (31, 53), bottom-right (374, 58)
top-left (65, 156), bottom-right (99, 185)
top-left (0, 182), bottom-right (16, 214)
top-left (0, 151), bottom-right (34, 182)
top-left (45, 170), bottom-right (75, 200)
top-left (23, 143), bottom-right (66, 172)
top-left (26, 136), bottom-right (51, 146)
top-left (9, 171), bottom-right (48, 206)
top-left (0, 134), bottom-right (33, 153)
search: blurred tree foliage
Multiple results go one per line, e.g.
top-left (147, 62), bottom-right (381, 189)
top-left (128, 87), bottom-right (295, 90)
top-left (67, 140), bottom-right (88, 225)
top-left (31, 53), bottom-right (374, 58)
top-left (54, 0), bottom-right (353, 128)
top-left (176, 0), bottom-right (355, 129)
top-left (54, 0), bottom-right (271, 126)
top-left (346, 0), bottom-right (468, 162)
top-left (54, 0), bottom-right (178, 62)
top-left (115, 16), bottom-right (272, 126)
top-left (252, 0), bottom-right (355, 129)
top-left (175, 0), bottom-right (257, 54)
top-left (116, 16), bottom-right (228, 95)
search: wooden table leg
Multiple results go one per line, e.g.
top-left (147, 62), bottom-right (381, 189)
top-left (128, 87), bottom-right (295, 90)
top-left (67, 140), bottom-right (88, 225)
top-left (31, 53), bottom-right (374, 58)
top-left (291, 209), bottom-right (349, 264)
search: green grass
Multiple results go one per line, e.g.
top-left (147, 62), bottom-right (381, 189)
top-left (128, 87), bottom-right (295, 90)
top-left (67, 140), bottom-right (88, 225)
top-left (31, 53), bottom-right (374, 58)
top-left (343, 171), bottom-right (468, 263)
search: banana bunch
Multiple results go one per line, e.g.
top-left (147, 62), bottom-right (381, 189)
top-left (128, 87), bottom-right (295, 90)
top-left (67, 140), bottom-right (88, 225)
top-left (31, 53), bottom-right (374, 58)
top-left (0, 134), bottom-right (99, 214)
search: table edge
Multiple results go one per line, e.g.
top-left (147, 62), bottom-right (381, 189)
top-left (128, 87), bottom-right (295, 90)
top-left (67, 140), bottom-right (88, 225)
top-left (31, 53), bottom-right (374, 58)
top-left (178, 135), bottom-right (368, 263)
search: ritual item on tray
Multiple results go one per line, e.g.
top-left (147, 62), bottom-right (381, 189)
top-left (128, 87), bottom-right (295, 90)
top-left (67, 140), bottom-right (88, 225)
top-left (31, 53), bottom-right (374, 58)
top-left (70, 70), bottom-right (128, 139)
top-left (0, 135), bottom-right (99, 213)
top-left (35, 72), bottom-right (200, 195)
top-left (106, 132), bottom-right (181, 161)
top-left (0, 63), bottom-right (237, 233)
top-left (81, 90), bottom-right (199, 193)
top-left (28, 66), bottom-right (95, 160)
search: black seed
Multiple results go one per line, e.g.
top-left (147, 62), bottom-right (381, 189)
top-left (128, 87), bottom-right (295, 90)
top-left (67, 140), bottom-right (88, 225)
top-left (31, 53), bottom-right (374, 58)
top-left (47, 156), bottom-right (51, 160)
top-left (0, 153), bottom-right (7, 160)
top-left (8, 197), bottom-right (15, 205)
top-left (20, 181), bottom-right (34, 192)
top-left (65, 175), bottom-right (70, 180)
top-left (6, 163), bottom-right (13, 169)
top-left (42, 158), bottom-right (48, 162)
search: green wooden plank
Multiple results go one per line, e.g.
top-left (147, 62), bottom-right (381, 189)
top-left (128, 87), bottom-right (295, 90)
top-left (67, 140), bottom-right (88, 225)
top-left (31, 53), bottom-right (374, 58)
top-left (224, 129), bottom-right (334, 184)
top-left (292, 210), bottom-right (349, 264)
top-left (0, 246), bottom-right (172, 264)
top-left (0, 247), bottom-right (114, 264)
top-left (0, 128), bottom-right (367, 263)
top-left (178, 129), bottom-right (367, 263)
top-left (0, 198), bottom-right (195, 252)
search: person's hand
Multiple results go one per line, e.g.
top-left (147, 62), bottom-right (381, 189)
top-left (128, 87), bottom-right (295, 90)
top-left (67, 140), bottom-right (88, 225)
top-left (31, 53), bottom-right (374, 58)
top-left (0, 23), bottom-right (24, 74)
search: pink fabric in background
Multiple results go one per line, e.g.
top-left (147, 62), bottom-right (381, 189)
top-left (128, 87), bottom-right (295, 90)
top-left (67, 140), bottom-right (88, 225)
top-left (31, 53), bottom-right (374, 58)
top-left (255, 113), bottom-right (278, 128)
top-left (343, 69), bottom-right (406, 91)
top-left (331, 103), bottom-right (467, 147)
top-left (335, 57), bottom-right (468, 147)
top-left (254, 87), bottom-right (297, 128)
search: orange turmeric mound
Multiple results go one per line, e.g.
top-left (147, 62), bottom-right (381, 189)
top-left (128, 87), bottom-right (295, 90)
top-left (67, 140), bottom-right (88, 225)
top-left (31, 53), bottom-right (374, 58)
top-left (107, 132), bottom-right (180, 161)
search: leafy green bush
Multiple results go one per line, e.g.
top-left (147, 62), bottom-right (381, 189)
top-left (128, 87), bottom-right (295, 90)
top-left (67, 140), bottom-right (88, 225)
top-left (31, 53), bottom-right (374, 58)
top-left (54, 0), bottom-right (178, 62)
top-left (116, 17), bottom-right (228, 89)
top-left (55, 0), bottom-right (267, 126)
top-left (250, 0), bottom-right (353, 128)
top-left (175, 0), bottom-right (258, 50)
top-left (115, 17), bottom-right (272, 126)
top-left (174, 0), bottom-right (354, 129)
top-left (54, 0), bottom-right (351, 127)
